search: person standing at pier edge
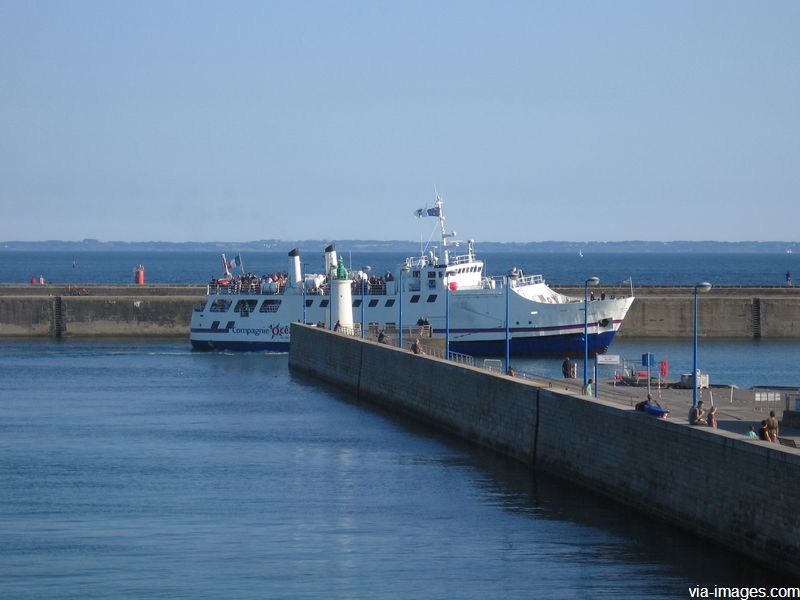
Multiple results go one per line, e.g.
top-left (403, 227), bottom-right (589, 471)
top-left (583, 378), bottom-right (593, 396)
top-left (562, 357), bottom-right (571, 378)
top-left (766, 410), bottom-right (780, 442)
top-left (786, 271), bottom-right (792, 287)
top-left (707, 405), bottom-right (718, 428)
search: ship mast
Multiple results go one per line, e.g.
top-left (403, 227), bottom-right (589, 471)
top-left (435, 194), bottom-right (457, 248)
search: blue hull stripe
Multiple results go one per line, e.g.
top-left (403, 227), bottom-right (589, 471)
top-left (190, 330), bottom-right (617, 356)
top-left (450, 331), bottom-right (618, 357)
top-left (191, 339), bottom-right (290, 352)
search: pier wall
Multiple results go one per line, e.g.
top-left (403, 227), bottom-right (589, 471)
top-left (0, 295), bottom-right (197, 337)
top-left (289, 324), bottom-right (800, 576)
top-left (2, 284), bottom-right (800, 338)
top-left (555, 285), bottom-right (800, 338)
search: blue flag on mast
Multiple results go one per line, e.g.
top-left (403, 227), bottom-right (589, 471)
top-left (414, 206), bottom-right (441, 218)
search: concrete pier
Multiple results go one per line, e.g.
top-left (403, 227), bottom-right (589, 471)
top-left (1, 283), bottom-right (800, 338)
top-left (288, 323), bottom-right (800, 576)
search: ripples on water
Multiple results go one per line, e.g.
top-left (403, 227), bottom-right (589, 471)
top-left (0, 341), bottom-right (790, 598)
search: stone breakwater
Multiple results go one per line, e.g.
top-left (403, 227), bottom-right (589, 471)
top-left (288, 324), bottom-right (800, 576)
top-left (1, 284), bottom-right (799, 338)
top-left (0, 285), bottom-right (204, 337)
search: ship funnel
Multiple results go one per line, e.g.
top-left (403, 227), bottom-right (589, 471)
top-left (324, 243), bottom-right (338, 277)
top-left (288, 248), bottom-right (301, 286)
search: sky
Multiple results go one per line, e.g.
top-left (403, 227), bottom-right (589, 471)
top-left (0, 1), bottom-right (798, 243)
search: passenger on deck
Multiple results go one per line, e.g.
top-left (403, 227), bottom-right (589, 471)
top-left (377, 330), bottom-right (387, 344)
top-left (562, 357), bottom-right (571, 379)
top-left (333, 320), bottom-right (341, 332)
top-left (758, 420), bottom-right (770, 441)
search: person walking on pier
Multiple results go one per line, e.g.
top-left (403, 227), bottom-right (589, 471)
top-left (562, 357), bottom-right (572, 379)
top-left (766, 410), bottom-right (780, 442)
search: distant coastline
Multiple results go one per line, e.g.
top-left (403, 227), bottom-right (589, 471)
top-left (0, 239), bottom-right (797, 254)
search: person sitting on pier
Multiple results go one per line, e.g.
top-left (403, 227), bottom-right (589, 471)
top-left (410, 338), bottom-right (424, 355)
top-left (688, 400), bottom-right (707, 425)
top-left (377, 330), bottom-right (387, 344)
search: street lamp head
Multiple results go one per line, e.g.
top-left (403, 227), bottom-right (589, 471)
top-left (695, 281), bottom-right (712, 293)
top-left (586, 276), bottom-right (600, 286)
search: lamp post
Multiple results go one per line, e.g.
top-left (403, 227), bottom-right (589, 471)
top-left (505, 272), bottom-right (517, 373)
top-left (692, 281), bottom-right (713, 406)
top-left (445, 274), bottom-right (450, 359)
top-left (398, 265), bottom-right (409, 348)
top-left (302, 263), bottom-right (308, 324)
top-left (361, 266), bottom-right (371, 338)
top-left (583, 276), bottom-right (600, 389)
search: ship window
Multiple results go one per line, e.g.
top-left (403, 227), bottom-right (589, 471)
top-left (225, 321), bottom-right (235, 329)
top-left (305, 299), bottom-right (313, 307)
top-left (235, 299), bottom-right (258, 313)
top-left (211, 321), bottom-right (220, 329)
top-left (410, 295), bottom-right (420, 303)
top-left (427, 295), bottom-right (437, 303)
top-left (413, 271), bottom-right (420, 278)
top-left (193, 301), bottom-right (206, 312)
top-left (439, 272), bottom-right (443, 278)
top-left (210, 299), bottom-right (232, 312)
top-left (385, 299), bottom-right (395, 307)
top-left (319, 300), bottom-right (329, 307)
top-left (352, 299), bottom-right (362, 307)
top-left (428, 272), bottom-right (436, 279)
top-left (369, 299), bottom-right (379, 307)
top-left (259, 299), bottom-right (281, 313)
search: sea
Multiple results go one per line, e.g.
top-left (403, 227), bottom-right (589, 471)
top-left (1, 251), bottom-right (798, 596)
top-left (1, 249), bottom-right (798, 287)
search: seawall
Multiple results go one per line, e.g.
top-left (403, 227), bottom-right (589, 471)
top-left (0, 290), bottom-right (201, 337)
top-left (2, 284), bottom-right (800, 338)
top-left (288, 324), bottom-right (800, 576)
top-left (555, 285), bottom-right (800, 338)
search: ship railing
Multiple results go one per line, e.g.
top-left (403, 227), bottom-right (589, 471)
top-left (515, 274), bottom-right (544, 285)
top-left (448, 253), bottom-right (474, 266)
top-left (207, 282), bottom-right (287, 296)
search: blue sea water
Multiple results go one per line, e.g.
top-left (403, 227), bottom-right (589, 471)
top-left (0, 341), bottom-right (790, 598)
top-left (1, 249), bottom-right (798, 286)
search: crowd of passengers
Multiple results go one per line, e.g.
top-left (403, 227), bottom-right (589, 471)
top-left (350, 272), bottom-right (394, 295)
top-left (209, 272), bottom-right (289, 294)
top-left (208, 270), bottom-right (397, 295)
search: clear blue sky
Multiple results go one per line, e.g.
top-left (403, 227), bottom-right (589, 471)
top-left (1, 1), bottom-right (798, 243)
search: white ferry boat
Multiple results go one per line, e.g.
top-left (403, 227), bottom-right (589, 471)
top-left (190, 198), bottom-right (634, 355)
